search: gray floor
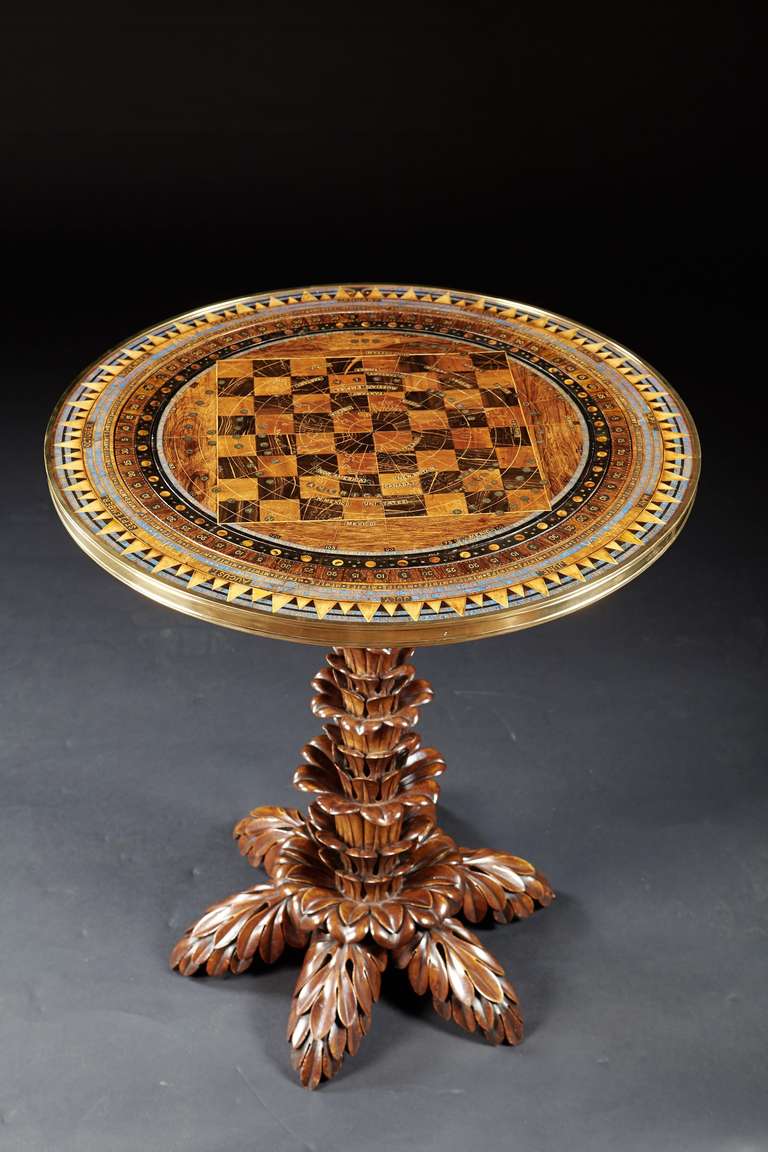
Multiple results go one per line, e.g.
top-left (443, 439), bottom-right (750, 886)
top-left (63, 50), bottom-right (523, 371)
top-left (2, 412), bottom-right (766, 1152)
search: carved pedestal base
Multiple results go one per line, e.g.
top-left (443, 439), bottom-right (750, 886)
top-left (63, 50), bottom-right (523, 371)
top-left (171, 648), bottom-right (553, 1088)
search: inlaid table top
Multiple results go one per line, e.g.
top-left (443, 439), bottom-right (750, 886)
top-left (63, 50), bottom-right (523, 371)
top-left (45, 285), bottom-right (700, 644)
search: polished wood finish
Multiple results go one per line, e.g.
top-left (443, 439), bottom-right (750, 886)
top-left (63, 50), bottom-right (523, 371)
top-left (170, 647), bottom-right (553, 1087)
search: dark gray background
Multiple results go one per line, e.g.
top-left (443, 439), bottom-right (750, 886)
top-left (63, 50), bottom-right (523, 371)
top-left (3, 382), bottom-right (766, 1151)
top-left (3, 8), bottom-right (765, 1151)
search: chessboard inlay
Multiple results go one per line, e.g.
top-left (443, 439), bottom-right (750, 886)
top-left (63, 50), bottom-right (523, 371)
top-left (215, 351), bottom-right (551, 527)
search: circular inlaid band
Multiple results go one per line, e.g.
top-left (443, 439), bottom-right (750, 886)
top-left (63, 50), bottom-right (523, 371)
top-left (45, 285), bottom-right (700, 644)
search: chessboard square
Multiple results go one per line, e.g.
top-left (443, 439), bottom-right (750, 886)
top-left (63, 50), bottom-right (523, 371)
top-left (374, 431), bottom-right (416, 452)
top-left (329, 372), bottom-right (367, 390)
top-left (507, 489), bottom-right (549, 512)
top-left (259, 476), bottom-right (300, 500)
top-left (255, 433), bottom-right (293, 455)
top-left (367, 392), bottom-right (405, 412)
top-left (484, 406), bottom-right (519, 427)
top-left (254, 393), bottom-right (293, 413)
top-left (218, 376), bottom-right (254, 397)
top-left (376, 451), bottom-right (417, 473)
top-left (255, 413), bottom-right (295, 436)
top-left (291, 375), bottom-right (328, 394)
top-left (378, 472), bottom-right (423, 496)
top-left (371, 410), bottom-right (411, 431)
top-left (474, 368), bottom-right (515, 388)
top-left (296, 453), bottom-right (338, 476)
top-left (218, 477), bottom-right (260, 499)
top-left (424, 492), bottom-right (468, 517)
top-left (432, 352), bottom-right (474, 371)
top-left (401, 372), bottom-right (440, 391)
top-left (404, 390), bottom-right (444, 410)
top-left (419, 470), bottom-right (464, 494)
top-left (252, 358), bottom-right (291, 377)
top-left (342, 497), bottom-right (386, 519)
top-left (218, 434), bottom-right (256, 456)
top-left (300, 475), bottom-right (341, 499)
top-left (439, 370), bottom-right (477, 389)
top-left (217, 454), bottom-right (260, 480)
top-left (447, 409), bottom-right (489, 429)
top-left (334, 432), bottom-right (375, 453)
top-left (217, 359), bottom-right (253, 379)
top-left (465, 489), bottom-right (508, 514)
top-left (491, 426), bottom-right (529, 447)
top-left (443, 388), bottom-right (483, 409)
top-left (471, 350), bottom-right (507, 369)
top-left (252, 377), bottom-right (292, 395)
top-left (382, 495), bottom-right (426, 516)
top-left (457, 448), bottom-right (497, 472)
top-left (218, 395), bottom-right (255, 416)
top-left (409, 409), bottom-right (451, 431)
top-left (295, 413), bottom-right (334, 434)
top-left (218, 498), bottom-right (260, 524)
top-left (462, 468), bottom-right (504, 493)
top-left (502, 467), bottom-right (542, 492)
top-left (299, 498), bottom-right (344, 521)
top-left (340, 474), bottom-right (380, 496)
top-left (415, 448), bottom-right (458, 472)
top-left (480, 388), bottom-right (519, 409)
top-left (292, 393), bottom-right (331, 413)
top-left (395, 354), bottom-right (435, 372)
top-left (257, 454), bottom-right (297, 477)
top-left (260, 498), bottom-right (300, 523)
top-left (218, 415), bottom-right (256, 436)
top-left (295, 432), bottom-right (335, 453)
top-left (366, 366), bottom-right (402, 384)
top-left (363, 357), bottom-right (399, 374)
top-left (332, 411), bottom-right (373, 434)
top-left (290, 356), bottom-right (327, 375)
top-left (412, 430), bottom-right (452, 452)
top-left (451, 427), bottom-right (492, 451)
top-left (336, 450), bottom-right (378, 474)
top-left (496, 445), bottom-right (538, 469)
top-left (327, 355), bottom-right (357, 370)
top-left (331, 391), bottom-right (369, 409)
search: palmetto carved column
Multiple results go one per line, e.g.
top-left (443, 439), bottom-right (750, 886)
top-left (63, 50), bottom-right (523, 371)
top-left (171, 648), bottom-right (553, 1088)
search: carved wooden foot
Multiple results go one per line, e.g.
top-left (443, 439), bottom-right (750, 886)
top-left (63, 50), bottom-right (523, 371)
top-left (170, 647), bottom-right (554, 1087)
top-left (458, 848), bottom-right (555, 924)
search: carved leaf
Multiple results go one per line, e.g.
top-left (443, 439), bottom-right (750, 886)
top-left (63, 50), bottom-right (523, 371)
top-left (396, 918), bottom-right (523, 1045)
top-left (233, 806), bottom-right (307, 875)
top-left (270, 833), bottom-right (337, 891)
top-left (170, 884), bottom-right (308, 976)
top-left (399, 745), bottom-right (446, 799)
top-left (404, 831), bottom-right (464, 922)
top-left (459, 848), bottom-right (555, 923)
top-left (293, 736), bottom-right (339, 795)
top-left (287, 933), bottom-right (387, 1088)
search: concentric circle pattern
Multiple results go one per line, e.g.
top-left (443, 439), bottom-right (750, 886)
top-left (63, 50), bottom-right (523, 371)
top-left (45, 285), bottom-right (700, 643)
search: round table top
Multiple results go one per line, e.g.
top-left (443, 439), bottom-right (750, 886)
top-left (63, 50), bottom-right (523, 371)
top-left (45, 285), bottom-right (700, 645)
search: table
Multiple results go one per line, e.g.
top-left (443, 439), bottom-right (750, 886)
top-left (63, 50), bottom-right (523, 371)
top-left (45, 284), bottom-right (700, 1088)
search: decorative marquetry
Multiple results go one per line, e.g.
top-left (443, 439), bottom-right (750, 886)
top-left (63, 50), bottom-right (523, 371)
top-left (45, 285), bottom-right (699, 645)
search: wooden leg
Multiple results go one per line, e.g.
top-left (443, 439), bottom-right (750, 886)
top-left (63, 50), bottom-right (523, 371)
top-left (170, 647), bottom-right (554, 1087)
